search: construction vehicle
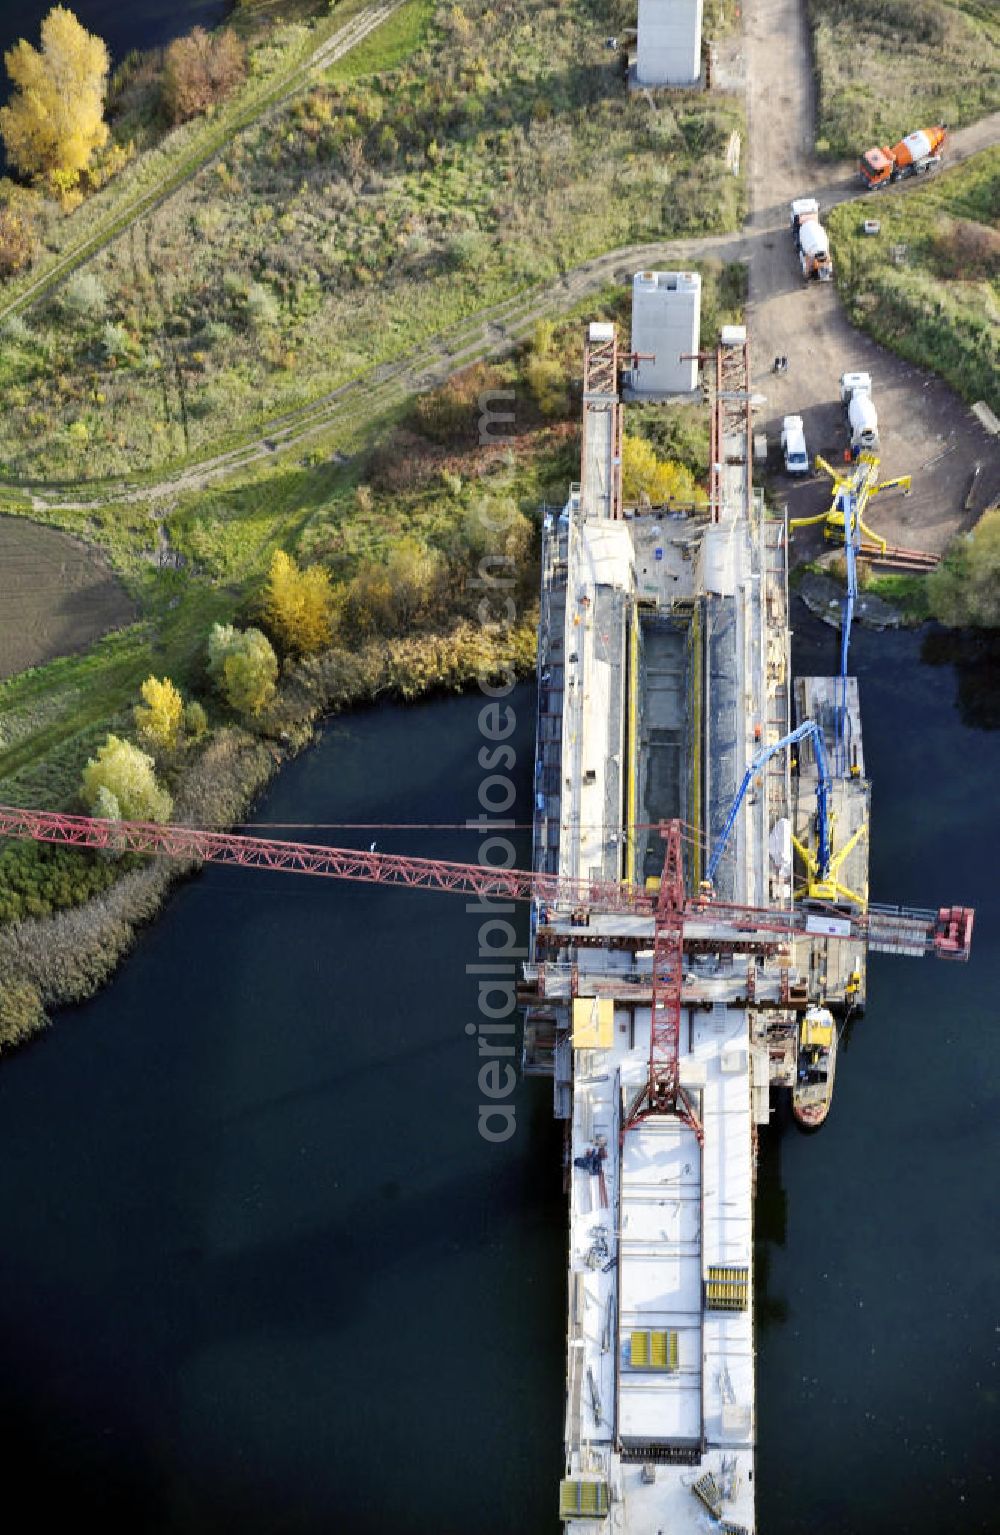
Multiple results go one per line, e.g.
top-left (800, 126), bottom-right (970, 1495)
top-left (840, 371), bottom-right (879, 455)
top-left (858, 125), bottom-right (947, 188)
top-left (790, 198), bottom-right (833, 280)
top-left (781, 414), bottom-right (809, 473)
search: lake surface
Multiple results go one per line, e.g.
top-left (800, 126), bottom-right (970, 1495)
top-left (0, 623), bottom-right (996, 1531)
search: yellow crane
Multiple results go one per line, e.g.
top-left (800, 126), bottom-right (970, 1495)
top-left (792, 814), bottom-right (868, 907)
top-left (789, 451), bottom-right (912, 553)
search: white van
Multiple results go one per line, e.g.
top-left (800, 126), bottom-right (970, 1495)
top-left (780, 415), bottom-right (809, 474)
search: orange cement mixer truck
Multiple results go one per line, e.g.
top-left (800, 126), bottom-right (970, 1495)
top-left (859, 125), bottom-right (947, 188)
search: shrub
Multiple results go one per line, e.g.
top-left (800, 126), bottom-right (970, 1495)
top-left (931, 218), bottom-right (1000, 282)
top-left (63, 269), bottom-right (107, 319)
top-left (0, 203), bottom-right (35, 277)
top-left (246, 280), bottom-right (279, 327)
top-left (928, 507), bottom-right (1000, 628)
top-left (184, 699), bottom-right (208, 739)
top-left (80, 733), bottom-right (173, 822)
top-left (162, 26), bottom-right (246, 125)
top-left (100, 321), bottom-right (130, 362)
top-left (0, 981), bottom-right (46, 1052)
top-left (206, 622), bottom-right (278, 716)
top-left (0, 313), bottom-right (33, 344)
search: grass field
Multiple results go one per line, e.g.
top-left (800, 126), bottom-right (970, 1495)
top-left (807, 0), bottom-right (1000, 158)
top-left (0, 0), bottom-right (745, 483)
top-left (826, 149), bottom-right (1000, 412)
top-left (0, 261), bottom-right (744, 816)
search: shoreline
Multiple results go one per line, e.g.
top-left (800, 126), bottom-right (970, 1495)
top-left (0, 616), bottom-right (536, 1050)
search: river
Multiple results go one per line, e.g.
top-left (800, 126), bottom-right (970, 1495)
top-left (0, 623), bottom-right (996, 1532)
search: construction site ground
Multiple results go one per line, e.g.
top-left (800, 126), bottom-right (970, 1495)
top-left (739, 0), bottom-right (1000, 553)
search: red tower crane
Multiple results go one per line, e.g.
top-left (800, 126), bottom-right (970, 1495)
top-left (0, 801), bottom-right (974, 1132)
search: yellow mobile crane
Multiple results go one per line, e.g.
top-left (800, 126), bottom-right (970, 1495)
top-left (789, 451), bottom-right (912, 551)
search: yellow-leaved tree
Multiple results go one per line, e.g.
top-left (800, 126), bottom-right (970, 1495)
top-left (80, 735), bottom-right (172, 823)
top-left (263, 549), bottom-right (337, 655)
top-left (134, 675), bottom-right (184, 751)
top-left (0, 6), bottom-right (109, 190)
top-left (621, 435), bottom-right (707, 509)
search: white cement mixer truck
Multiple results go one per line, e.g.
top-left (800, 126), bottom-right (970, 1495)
top-left (840, 372), bottom-right (879, 454)
top-left (790, 198), bottom-right (833, 281)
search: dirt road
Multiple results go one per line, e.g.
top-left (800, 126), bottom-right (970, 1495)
top-left (743, 0), bottom-right (1000, 551)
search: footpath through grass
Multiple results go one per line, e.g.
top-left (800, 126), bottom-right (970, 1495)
top-left (807, 0), bottom-right (1000, 158)
top-left (827, 149), bottom-right (1000, 413)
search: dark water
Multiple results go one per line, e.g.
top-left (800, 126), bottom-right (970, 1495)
top-left (756, 611), bottom-right (999, 1534)
top-left (0, 685), bottom-right (567, 1533)
top-left (0, 630), bottom-right (995, 1532)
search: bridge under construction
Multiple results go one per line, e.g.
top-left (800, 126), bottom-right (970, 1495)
top-left (520, 320), bottom-right (972, 1532)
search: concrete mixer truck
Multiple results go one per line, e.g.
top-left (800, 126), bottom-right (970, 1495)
top-left (790, 199), bottom-right (833, 281)
top-left (840, 372), bottom-right (879, 455)
top-left (859, 125), bottom-right (947, 188)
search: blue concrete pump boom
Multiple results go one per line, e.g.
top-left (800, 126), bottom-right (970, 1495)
top-left (706, 721), bottom-right (831, 887)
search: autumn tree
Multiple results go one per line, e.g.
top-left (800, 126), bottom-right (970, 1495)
top-left (134, 675), bottom-right (184, 751)
top-left (263, 549), bottom-right (337, 655)
top-left (81, 734), bottom-right (173, 822)
top-left (0, 7), bottom-right (110, 189)
top-left (344, 538), bottom-right (447, 638)
top-left (162, 26), bottom-right (246, 125)
top-left (207, 623), bottom-right (278, 716)
top-left (928, 507), bottom-right (1000, 629)
top-left (621, 435), bottom-right (706, 508)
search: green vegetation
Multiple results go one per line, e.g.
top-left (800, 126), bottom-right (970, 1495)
top-left (860, 570), bottom-right (932, 622)
top-left (827, 149), bottom-right (1000, 413)
top-left (807, 0), bottom-right (1000, 158)
top-left (0, 1), bottom-right (371, 324)
top-left (928, 506), bottom-right (1000, 627)
top-left (207, 623), bottom-right (279, 716)
top-left (0, 0), bottom-right (745, 481)
top-left (80, 732), bottom-right (173, 820)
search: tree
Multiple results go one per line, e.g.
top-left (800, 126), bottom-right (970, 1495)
top-left (928, 507), bottom-right (1000, 629)
top-left (263, 549), bottom-right (337, 655)
top-left (207, 623), bottom-right (278, 716)
top-left (621, 434), bottom-right (706, 507)
top-left (81, 734), bottom-right (172, 823)
top-left (134, 675), bottom-right (184, 751)
top-left (0, 7), bottom-right (109, 189)
top-left (162, 26), bottom-right (246, 126)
